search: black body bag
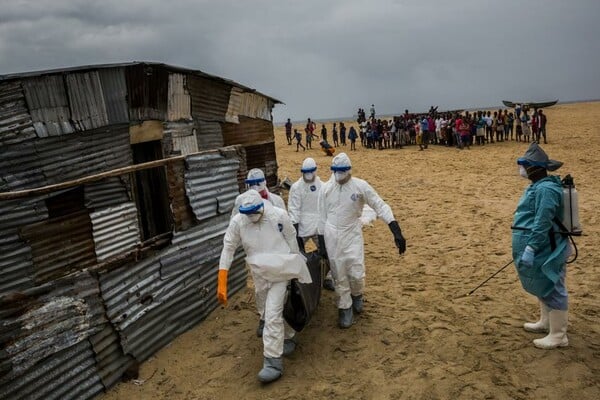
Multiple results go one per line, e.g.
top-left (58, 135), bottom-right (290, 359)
top-left (283, 251), bottom-right (322, 332)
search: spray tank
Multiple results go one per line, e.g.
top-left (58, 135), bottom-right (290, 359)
top-left (556, 174), bottom-right (582, 264)
top-left (561, 175), bottom-right (582, 236)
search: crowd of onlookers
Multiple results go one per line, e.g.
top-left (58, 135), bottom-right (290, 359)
top-left (284, 104), bottom-right (549, 155)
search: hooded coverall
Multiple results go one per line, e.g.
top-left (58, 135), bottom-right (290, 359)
top-left (219, 201), bottom-right (310, 357)
top-left (318, 177), bottom-right (395, 309)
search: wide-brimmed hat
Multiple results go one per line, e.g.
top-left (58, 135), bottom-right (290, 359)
top-left (517, 142), bottom-right (563, 171)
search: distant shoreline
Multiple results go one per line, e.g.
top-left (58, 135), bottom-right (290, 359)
top-left (273, 99), bottom-right (600, 126)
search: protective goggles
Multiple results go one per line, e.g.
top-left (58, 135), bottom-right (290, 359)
top-left (300, 167), bottom-right (317, 173)
top-left (245, 177), bottom-right (266, 185)
top-left (330, 165), bottom-right (351, 172)
top-left (517, 158), bottom-right (546, 168)
top-left (239, 202), bottom-right (264, 215)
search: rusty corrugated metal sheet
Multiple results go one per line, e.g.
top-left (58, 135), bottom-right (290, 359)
top-left (167, 73), bottom-right (192, 121)
top-left (84, 176), bottom-right (131, 210)
top-left (98, 68), bottom-right (129, 125)
top-left (98, 68), bottom-right (129, 124)
top-left (0, 81), bottom-right (37, 146)
top-left (0, 124), bottom-right (132, 192)
top-left (0, 241), bottom-right (34, 296)
top-left (66, 71), bottom-right (109, 131)
top-left (1, 62), bottom-right (282, 105)
top-left (166, 159), bottom-right (196, 232)
top-left (0, 340), bottom-right (104, 400)
top-left (0, 197), bottom-right (49, 296)
top-left (184, 150), bottom-right (240, 222)
top-left (239, 92), bottom-right (273, 120)
top-left (89, 324), bottom-right (135, 389)
top-left (126, 64), bottom-right (168, 122)
top-left (163, 121), bottom-right (198, 156)
top-left (222, 116), bottom-right (274, 145)
top-left (244, 141), bottom-right (278, 188)
top-left (231, 145), bottom-right (248, 192)
top-left (21, 75), bottom-right (75, 137)
top-left (99, 214), bottom-right (247, 362)
top-left (119, 252), bottom-right (246, 362)
top-left (90, 202), bottom-right (141, 263)
top-left (20, 210), bottom-right (97, 283)
top-left (0, 271), bottom-right (106, 399)
top-left (225, 86), bottom-right (243, 123)
top-left (195, 120), bottom-right (224, 150)
top-left (188, 74), bottom-right (231, 122)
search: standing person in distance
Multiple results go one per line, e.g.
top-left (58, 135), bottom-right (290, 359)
top-left (294, 129), bottom-right (306, 152)
top-left (285, 118), bottom-right (293, 145)
top-left (512, 142), bottom-right (571, 349)
top-left (318, 153), bottom-right (406, 328)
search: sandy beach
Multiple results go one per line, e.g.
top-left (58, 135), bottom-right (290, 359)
top-left (101, 101), bottom-right (600, 400)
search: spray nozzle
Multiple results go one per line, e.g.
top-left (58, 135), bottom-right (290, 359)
top-left (562, 174), bottom-right (574, 187)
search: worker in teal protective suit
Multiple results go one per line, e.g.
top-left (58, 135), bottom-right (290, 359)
top-left (511, 142), bottom-right (570, 349)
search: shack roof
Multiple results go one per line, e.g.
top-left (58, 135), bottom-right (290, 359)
top-left (0, 61), bottom-right (283, 104)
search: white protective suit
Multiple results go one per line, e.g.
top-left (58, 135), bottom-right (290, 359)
top-left (231, 169), bottom-right (287, 321)
top-left (288, 158), bottom-right (322, 239)
top-left (219, 192), bottom-right (311, 358)
top-left (318, 153), bottom-right (395, 309)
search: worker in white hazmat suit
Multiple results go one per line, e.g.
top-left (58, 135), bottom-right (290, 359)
top-left (288, 157), bottom-right (335, 291)
top-left (217, 190), bottom-right (311, 383)
top-left (238, 168), bottom-right (286, 212)
top-left (318, 153), bottom-right (406, 328)
top-left (232, 168), bottom-right (286, 337)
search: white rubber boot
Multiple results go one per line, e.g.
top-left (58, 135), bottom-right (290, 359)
top-left (533, 310), bottom-right (569, 349)
top-left (523, 302), bottom-right (550, 333)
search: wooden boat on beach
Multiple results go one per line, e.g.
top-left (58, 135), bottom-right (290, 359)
top-left (502, 99), bottom-right (558, 109)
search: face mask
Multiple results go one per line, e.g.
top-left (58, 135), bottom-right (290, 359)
top-left (519, 165), bottom-right (528, 179)
top-left (303, 172), bottom-right (315, 182)
top-left (249, 181), bottom-right (266, 193)
top-left (247, 212), bottom-right (263, 223)
top-left (334, 171), bottom-right (350, 183)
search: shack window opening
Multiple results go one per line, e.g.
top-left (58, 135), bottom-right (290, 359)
top-left (45, 186), bottom-right (85, 219)
top-left (131, 140), bottom-right (173, 242)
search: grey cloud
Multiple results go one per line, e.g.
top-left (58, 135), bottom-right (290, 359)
top-left (1, 0), bottom-right (599, 122)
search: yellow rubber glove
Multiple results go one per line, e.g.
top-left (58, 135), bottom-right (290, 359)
top-left (217, 269), bottom-right (228, 305)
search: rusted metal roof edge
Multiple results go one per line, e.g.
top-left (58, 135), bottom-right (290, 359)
top-left (0, 61), bottom-right (283, 104)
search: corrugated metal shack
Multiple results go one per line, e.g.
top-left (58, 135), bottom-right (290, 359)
top-left (0, 62), bottom-right (282, 399)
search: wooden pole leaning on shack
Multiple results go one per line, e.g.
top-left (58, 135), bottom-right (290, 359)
top-left (0, 155), bottom-right (191, 201)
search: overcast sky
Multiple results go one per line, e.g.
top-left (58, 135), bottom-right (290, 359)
top-left (1, 0), bottom-right (599, 122)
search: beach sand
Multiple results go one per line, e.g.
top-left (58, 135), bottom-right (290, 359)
top-left (101, 101), bottom-right (600, 400)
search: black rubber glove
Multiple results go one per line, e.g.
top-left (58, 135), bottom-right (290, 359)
top-left (388, 221), bottom-right (406, 254)
top-left (317, 235), bottom-right (328, 260)
top-left (293, 224), bottom-right (305, 253)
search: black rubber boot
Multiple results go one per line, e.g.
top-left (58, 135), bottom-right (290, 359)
top-left (283, 339), bottom-right (296, 357)
top-left (256, 319), bottom-right (265, 338)
top-left (338, 307), bottom-right (353, 329)
top-left (351, 294), bottom-right (364, 314)
top-left (323, 278), bottom-right (335, 291)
